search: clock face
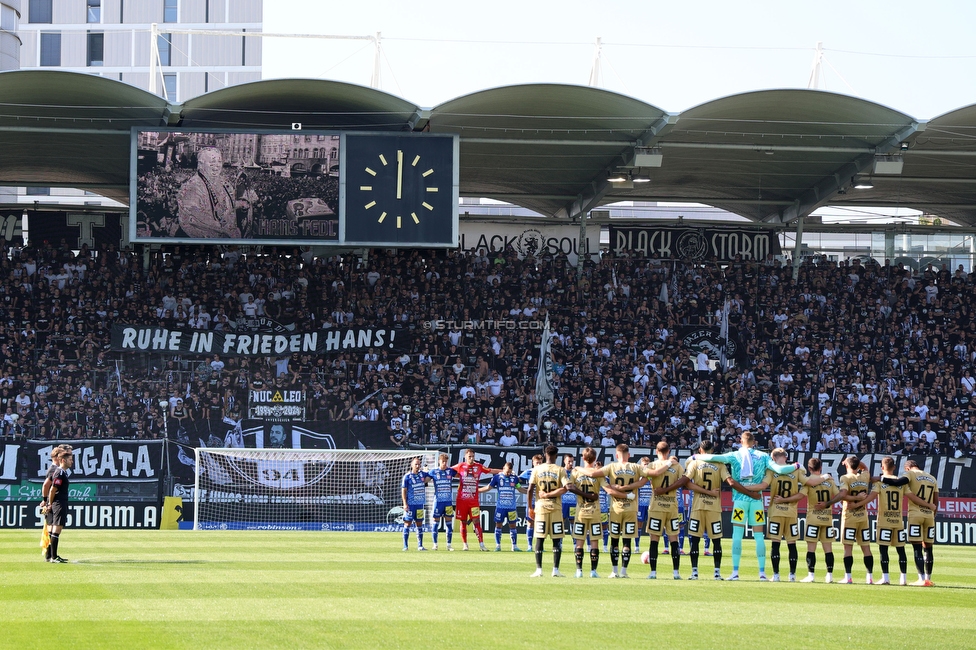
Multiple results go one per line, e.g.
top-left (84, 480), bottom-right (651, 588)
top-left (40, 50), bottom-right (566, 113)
top-left (343, 134), bottom-right (457, 246)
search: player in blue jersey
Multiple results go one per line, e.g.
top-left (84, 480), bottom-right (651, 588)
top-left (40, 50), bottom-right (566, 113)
top-left (561, 454), bottom-right (577, 533)
top-left (479, 461), bottom-right (523, 551)
top-left (400, 457), bottom-right (430, 551)
top-left (693, 431), bottom-right (801, 580)
top-left (427, 453), bottom-right (457, 551)
top-left (635, 457), bottom-right (654, 553)
top-left (518, 454), bottom-right (543, 552)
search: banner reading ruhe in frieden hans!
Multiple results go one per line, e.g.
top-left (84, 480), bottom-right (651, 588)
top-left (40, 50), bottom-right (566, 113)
top-left (111, 325), bottom-right (412, 356)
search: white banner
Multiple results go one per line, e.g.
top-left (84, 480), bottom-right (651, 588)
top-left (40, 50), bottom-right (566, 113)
top-left (458, 223), bottom-right (599, 265)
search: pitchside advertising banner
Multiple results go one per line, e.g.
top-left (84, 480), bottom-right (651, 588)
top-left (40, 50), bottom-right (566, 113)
top-left (457, 222), bottom-right (600, 265)
top-left (609, 226), bottom-right (781, 262)
top-left (111, 324), bottom-right (412, 356)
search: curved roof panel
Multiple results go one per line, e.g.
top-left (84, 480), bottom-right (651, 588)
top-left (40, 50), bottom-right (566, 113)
top-left (0, 70), bottom-right (168, 202)
top-left (179, 78), bottom-right (421, 131)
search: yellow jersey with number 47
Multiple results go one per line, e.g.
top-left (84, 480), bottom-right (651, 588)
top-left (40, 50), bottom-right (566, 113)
top-left (905, 469), bottom-right (938, 516)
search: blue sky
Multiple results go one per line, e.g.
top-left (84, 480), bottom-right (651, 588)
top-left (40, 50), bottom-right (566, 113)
top-left (263, 0), bottom-right (976, 119)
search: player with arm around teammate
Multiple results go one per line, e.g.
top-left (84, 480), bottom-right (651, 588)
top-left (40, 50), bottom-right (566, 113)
top-left (764, 447), bottom-right (825, 582)
top-left (479, 462), bottom-right (522, 551)
top-left (527, 445), bottom-right (573, 577)
top-left (822, 455), bottom-right (874, 584)
top-left (451, 448), bottom-right (500, 551)
top-left (644, 441), bottom-right (689, 580)
top-left (427, 453), bottom-right (457, 551)
top-left (400, 457), bottom-right (430, 551)
top-left (683, 441), bottom-right (728, 580)
top-left (885, 460), bottom-right (939, 586)
top-left (561, 454), bottom-right (577, 535)
top-left (577, 443), bottom-right (678, 578)
top-left (800, 457), bottom-right (839, 583)
top-left (570, 447), bottom-right (606, 578)
top-left (635, 457), bottom-right (654, 553)
top-left (849, 456), bottom-right (908, 585)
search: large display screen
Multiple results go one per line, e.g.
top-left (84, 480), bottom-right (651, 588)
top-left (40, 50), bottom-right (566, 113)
top-left (130, 129), bottom-right (458, 247)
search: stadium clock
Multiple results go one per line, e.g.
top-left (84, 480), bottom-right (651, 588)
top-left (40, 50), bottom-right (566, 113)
top-left (343, 133), bottom-right (458, 246)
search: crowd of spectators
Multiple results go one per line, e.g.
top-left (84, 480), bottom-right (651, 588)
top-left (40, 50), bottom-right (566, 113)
top-left (2, 234), bottom-right (976, 459)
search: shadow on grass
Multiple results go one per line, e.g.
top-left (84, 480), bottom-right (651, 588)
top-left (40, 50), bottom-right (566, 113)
top-left (70, 559), bottom-right (220, 564)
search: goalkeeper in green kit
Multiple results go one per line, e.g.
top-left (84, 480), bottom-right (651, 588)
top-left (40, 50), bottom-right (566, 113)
top-left (691, 431), bottom-right (801, 581)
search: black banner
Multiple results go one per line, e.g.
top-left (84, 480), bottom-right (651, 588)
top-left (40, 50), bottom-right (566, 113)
top-left (679, 325), bottom-right (746, 363)
top-left (111, 325), bottom-right (411, 356)
top-left (248, 389), bottom-right (306, 422)
top-left (609, 226), bottom-right (781, 262)
top-left (0, 502), bottom-right (158, 529)
top-left (26, 212), bottom-right (124, 249)
top-left (26, 440), bottom-right (164, 482)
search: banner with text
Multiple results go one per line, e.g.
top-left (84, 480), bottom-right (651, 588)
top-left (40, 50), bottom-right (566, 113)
top-left (111, 325), bottom-right (412, 356)
top-left (458, 223), bottom-right (600, 265)
top-left (609, 226), bottom-right (781, 262)
top-left (248, 389), bottom-right (307, 422)
top-left (26, 440), bottom-right (164, 483)
top-left (0, 501), bottom-right (158, 529)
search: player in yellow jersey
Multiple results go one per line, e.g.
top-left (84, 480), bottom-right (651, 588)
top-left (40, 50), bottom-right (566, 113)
top-left (644, 441), bottom-right (692, 579)
top-left (527, 445), bottom-right (576, 578)
top-left (883, 459), bottom-right (939, 586)
top-left (823, 456), bottom-right (874, 584)
top-left (577, 443), bottom-right (678, 578)
top-left (849, 457), bottom-right (908, 585)
top-left (570, 447), bottom-right (607, 578)
top-left (763, 448), bottom-right (825, 582)
top-left (683, 441), bottom-right (728, 580)
top-left (799, 457), bottom-right (839, 583)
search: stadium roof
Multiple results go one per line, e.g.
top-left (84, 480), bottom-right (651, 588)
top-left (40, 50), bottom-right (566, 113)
top-left (1, 70), bottom-right (975, 225)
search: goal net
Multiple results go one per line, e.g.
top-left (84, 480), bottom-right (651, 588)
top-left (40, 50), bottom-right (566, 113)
top-left (193, 448), bottom-right (439, 531)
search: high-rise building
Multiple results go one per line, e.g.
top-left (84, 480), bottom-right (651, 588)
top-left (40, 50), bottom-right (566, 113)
top-left (13, 0), bottom-right (263, 207)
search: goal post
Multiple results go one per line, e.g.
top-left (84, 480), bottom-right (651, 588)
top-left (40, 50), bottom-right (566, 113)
top-left (193, 448), bottom-right (439, 531)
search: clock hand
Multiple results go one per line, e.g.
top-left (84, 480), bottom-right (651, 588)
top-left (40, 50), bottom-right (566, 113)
top-left (396, 150), bottom-right (403, 200)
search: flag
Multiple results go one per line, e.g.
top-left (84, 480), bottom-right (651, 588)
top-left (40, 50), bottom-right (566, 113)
top-left (535, 317), bottom-right (555, 419)
top-left (719, 298), bottom-right (730, 372)
top-left (659, 280), bottom-right (669, 305)
top-left (670, 263), bottom-right (679, 302)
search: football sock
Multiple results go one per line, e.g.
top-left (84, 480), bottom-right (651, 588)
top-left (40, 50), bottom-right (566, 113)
top-left (403, 526), bottom-right (410, 548)
top-left (806, 551), bottom-right (817, 573)
top-left (603, 527), bottom-right (609, 547)
top-left (432, 524), bottom-right (439, 546)
top-left (824, 551), bottom-right (835, 573)
top-left (590, 548), bottom-right (600, 571)
top-left (864, 554), bottom-right (874, 574)
top-left (879, 545), bottom-right (890, 574)
top-left (534, 540), bottom-right (545, 570)
top-left (912, 543), bottom-right (925, 576)
top-left (689, 536), bottom-right (700, 569)
top-left (610, 538), bottom-right (620, 568)
top-left (754, 531), bottom-right (766, 574)
top-left (552, 539), bottom-right (562, 569)
top-left (495, 528), bottom-right (502, 547)
top-left (770, 541), bottom-right (781, 575)
top-left (575, 546), bottom-right (585, 569)
top-left (446, 521), bottom-right (453, 545)
top-left (648, 539), bottom-right (659, 571)
top-left (670, 541), bottom-right (680, 571)
top-left (924, 546), bottom-right (934, 578)
top-left (510, 528), bottom-right (518, 547)
top-left (460, 521), bottom-right (468, 544)
top-left (417, 529), bottom-right (423, 548)
top-left (473, 520), bottom-right (484, 543)
top-left (712, 539), bottom-right (723, 569)
top-left (896, 546), bottom-right (908, 575)
top-left (49, 533), bottom-right (59, 558)
top-left (843, 554), bottom-right (854, 575)
top-left (731, 526), bottom-right (744, 571)
top-left (788, 544), bottom-right (798, 575)
top-left (622, 541), bottom-right (632, 568)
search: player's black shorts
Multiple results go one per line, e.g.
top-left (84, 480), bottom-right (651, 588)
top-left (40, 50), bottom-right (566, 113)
top-left (50, 502), bottom-right (68, 527)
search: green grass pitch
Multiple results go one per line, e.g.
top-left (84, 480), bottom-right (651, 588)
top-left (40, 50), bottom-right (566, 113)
top-left (2, 530), bottom-right (975, 649)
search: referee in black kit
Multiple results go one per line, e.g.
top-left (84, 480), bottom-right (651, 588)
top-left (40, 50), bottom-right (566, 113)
top-left (41, 445), bottom-right (74, 563)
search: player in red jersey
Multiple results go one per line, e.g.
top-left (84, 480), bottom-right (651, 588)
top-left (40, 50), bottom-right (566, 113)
top-left (451, 448), bottom-right (501, 551)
